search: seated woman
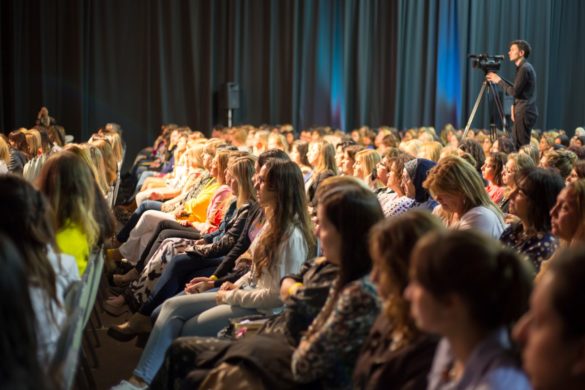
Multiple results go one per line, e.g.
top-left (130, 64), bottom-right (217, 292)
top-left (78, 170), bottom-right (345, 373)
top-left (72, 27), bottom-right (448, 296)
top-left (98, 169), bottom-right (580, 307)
top-left (424, 155), bottom-right (506, 238)
top-left (537, 179), bottom-right (585, 280)
top-left (134, 143), bottom-right (206, 206)
top-left (482, 152), bottom-right (507, 204)
top-left (116, 150), bottom-right (233, 264)
top-left (499, 152), bottom-right (535, 213)
top-left (400, 158), bottom-right (438, 212)
top-left (340, 144), bottom-right (364, 176)
top-left (0, 234), bottom-right (52, 389)
top-left (353, 210), bottom-right (443, 390)
top-left (0, 175), bottom-right (79, 366)
top-left (289, 140), bottom-right (312, 182)
top-left (105, 156), bottom-right (257, 313)
top-left (137, 132), bottom-right (189, 194)
top-left (540, 148), bottom-right (578, 181)
top-left (565, 159), bottom-right (585, 185)
top-left (406, 230), bottom-right (533, 389)
top-left (513, 246), bottom-right (585, 389)
top-left (287, 179), bottom-right (383, 390)
top-left (113, 139), bottom-right (223, 246)
top-left (153, 176), bottom-right (381, 390)
top-left (382, 153), bottom-right (416, 216)
top-left (111, 151), bottom-right (290, 293)
top-left (500, 167), bottom-right (563, 272)
top-left (305, 140), bottom-right (338, 206)
top-left (36, 151), bottom-right (101, 275)
top-left (353, 149), bottom-right (382, 191)
top-left (111, 159), bottom-right (315, 389)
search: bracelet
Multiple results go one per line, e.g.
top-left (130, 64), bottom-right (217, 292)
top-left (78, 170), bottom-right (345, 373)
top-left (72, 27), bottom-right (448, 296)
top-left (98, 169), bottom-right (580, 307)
top-left (210, 275), bottom-right (218, 281)
top-left (288, 282), bottom-right (303, 296)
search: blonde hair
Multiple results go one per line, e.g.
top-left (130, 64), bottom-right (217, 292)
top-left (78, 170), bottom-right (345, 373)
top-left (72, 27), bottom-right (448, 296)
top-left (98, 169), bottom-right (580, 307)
top-left (507, 152), bottom-right (535, 173)
top-left (25, 129), bottom-right (42, 157)
top-left (37, 151), bottom-right (100, 247)
top-left (85, 144), bottom-right (110, 195)
top-left (543, 149), bottom-right (577, 179)
top-left (424, 155), bottom-right (503, 223)
top-left (185, 144), bottom-right (206, 169)
top-left (268, 133), bottom-right (288, 152)
top-left (400, 139), bottom-right (422, 157)
top-left (419, 141), bottom-right (443, 162)
top-left (90, 139), bottom-right (117, 185)
top-left (0, 137), bottom-right (9, 164)
top-left (355, 149), bottom-right (381, 176)
top-left (228, 156), bottom-right (257, 208)
top-left (230, 127), bottom-right (248, 145)
top-left (105, 132), bottom-right (123, 164)
top-left (63, 143), bottom-right (105, 193)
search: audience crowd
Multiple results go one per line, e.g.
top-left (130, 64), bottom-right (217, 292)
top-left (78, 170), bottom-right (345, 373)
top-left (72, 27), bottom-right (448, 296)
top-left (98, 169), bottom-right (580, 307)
top-left (2, 111), bottom-right (585, 389)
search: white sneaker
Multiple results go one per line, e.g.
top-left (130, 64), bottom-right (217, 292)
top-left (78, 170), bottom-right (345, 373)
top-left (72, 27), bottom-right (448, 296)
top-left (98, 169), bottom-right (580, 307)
top-left (110, 379), bottom-right (148, 390)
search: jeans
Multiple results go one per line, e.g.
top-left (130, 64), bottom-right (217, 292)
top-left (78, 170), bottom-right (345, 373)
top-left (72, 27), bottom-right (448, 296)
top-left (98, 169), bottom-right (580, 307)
top-left (139, 253), bottom-right (221, 316)
top-left (134, 291), bottom-right (258, 384)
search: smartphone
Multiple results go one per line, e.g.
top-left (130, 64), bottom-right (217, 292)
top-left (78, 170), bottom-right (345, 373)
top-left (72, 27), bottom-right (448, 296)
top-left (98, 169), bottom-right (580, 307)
top-left (370, 168), bottom-right (377, 181)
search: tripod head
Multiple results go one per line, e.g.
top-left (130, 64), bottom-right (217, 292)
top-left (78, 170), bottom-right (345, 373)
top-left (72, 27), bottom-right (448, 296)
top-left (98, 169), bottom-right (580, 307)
top-left (468, 54), bottom-right (505, 74)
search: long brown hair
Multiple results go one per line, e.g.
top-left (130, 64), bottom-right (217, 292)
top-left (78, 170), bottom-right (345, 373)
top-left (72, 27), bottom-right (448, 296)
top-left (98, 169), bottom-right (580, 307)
top-left (37, 151), bottom-right (100, 247)
top-left (369, 210), bottom-right (443, 348)
top-left (254, 159), bottom-right (315, 276)
top-left (0, 175), bottom-right (58, 306)
top-left (305, 177), bottom-right (383, 336)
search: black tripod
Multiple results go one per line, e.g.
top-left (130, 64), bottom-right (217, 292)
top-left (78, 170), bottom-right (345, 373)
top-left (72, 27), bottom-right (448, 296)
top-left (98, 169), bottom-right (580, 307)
top-left (462, 79), bottom-right (509, 141)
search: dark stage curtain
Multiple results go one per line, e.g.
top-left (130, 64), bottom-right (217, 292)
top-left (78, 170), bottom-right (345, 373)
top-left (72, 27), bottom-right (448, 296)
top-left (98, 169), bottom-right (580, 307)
top-left (1, 0), bottom-right (584, 165)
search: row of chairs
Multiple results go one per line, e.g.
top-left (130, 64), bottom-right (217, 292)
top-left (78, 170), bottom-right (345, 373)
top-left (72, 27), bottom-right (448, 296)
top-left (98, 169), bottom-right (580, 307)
top-left (50, 146), bottom-right (126, 389)
top-left (50, 247), bottom-right (105, 390)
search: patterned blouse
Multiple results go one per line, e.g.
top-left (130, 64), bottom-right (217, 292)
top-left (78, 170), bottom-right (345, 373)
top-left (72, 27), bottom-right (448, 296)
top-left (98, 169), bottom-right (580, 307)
top-left (291, 276), bottom-right (380, 390)
top-left (384, 196), bottom-right (415, 217)
top-left (500, 222), bottom-right (558, 272)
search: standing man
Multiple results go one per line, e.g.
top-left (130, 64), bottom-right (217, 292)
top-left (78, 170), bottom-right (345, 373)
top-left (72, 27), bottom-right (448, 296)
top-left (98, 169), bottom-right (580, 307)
top-left (487, 40), bottom-right (538, 149)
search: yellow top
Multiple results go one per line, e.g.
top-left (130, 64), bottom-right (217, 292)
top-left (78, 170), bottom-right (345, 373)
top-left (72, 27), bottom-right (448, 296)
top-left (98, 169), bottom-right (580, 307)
top-left (180, 179), bottom-right (220, 223)
top-left (56, 223), bottom-right (90, 275)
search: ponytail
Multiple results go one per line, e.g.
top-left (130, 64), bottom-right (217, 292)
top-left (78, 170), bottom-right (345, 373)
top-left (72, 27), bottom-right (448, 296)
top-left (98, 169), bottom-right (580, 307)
top-left (412, 230), bottom-right (533, 331)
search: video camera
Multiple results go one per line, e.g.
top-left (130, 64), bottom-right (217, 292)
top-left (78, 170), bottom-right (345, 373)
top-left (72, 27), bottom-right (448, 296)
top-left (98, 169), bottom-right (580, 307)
top-left (468, 54), bottom-right (505, 73)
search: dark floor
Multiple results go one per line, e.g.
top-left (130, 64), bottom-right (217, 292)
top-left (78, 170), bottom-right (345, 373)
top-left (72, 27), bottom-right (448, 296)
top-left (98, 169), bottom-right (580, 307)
top-left (84, 304), bottom-right (143, 390)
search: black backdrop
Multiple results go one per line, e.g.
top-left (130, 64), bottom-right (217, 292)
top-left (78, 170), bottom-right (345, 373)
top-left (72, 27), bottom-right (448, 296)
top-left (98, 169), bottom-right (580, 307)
top-left (1, 0), bottom-right (584, 165)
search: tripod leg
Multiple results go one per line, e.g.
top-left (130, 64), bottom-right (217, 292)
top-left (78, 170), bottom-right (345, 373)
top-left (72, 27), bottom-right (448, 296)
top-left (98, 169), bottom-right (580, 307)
top-left (487, 82), bottom-right (508, 132)
top-left (463, 81), bottom-right (489, 139)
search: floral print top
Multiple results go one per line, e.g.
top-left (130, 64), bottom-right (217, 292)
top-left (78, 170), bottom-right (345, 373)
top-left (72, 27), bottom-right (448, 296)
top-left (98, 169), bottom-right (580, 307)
top-left (500, 222), bottom-right (558, 272)
top-left (291, 276), bottom-right (380, 390)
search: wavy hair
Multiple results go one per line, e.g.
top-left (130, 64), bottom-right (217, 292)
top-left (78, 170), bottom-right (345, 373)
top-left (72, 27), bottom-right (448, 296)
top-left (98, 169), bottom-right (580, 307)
top-left (370, 210), bottom-right (444, 347)
top-left (424, 155), bottom-right (503, 222)
top-left (37, 151), bottom-right (100, 248)
top-left (254, 160), bottom-right (315, 276)
top-left (0, 175), bottom-right (58, 307)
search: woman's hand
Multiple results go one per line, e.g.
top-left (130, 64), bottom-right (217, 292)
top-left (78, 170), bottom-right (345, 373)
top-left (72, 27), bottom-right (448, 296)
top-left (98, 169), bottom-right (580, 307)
top-left (219, 282), bottom-right (237, 291)
top-left (179, 220), bottom-right (192, 227)
top-left (280, 277), bottom-right (301, 301)
top-left (216, 290), bottom-right (228, 304)
top-left (185, 281), bottom-right (214, 295)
